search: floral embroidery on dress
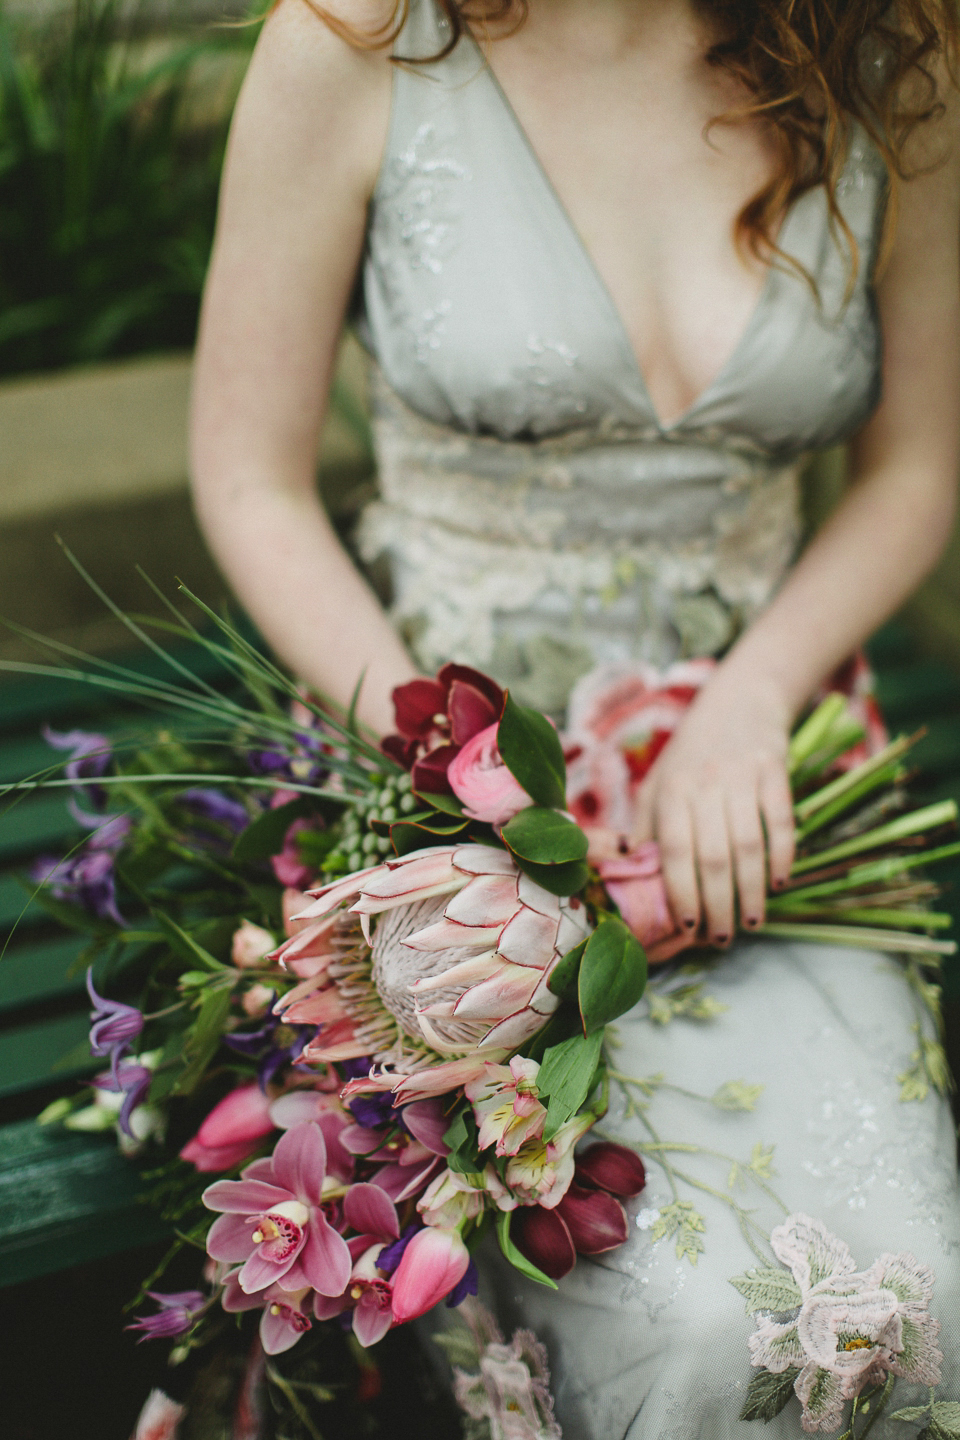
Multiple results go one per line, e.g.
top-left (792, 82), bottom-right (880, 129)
top-left (734, 1213), bottom-right (944, 1434)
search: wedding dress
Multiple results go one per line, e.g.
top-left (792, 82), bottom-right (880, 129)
top-left (351, 2), bottom-right (960, 1434)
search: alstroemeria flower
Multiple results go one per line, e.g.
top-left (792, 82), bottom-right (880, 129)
top-left (289, 844), bottom-right (590, 1061)
top-left (504, 1113), bottom-right (594, 1209)
top-left (464, 1058), bottom-right (547, 1157)
top-left (447, 723), bottom-right (533, 826)
top-left (417, 1168), bottom-right (489, 1229)
top-left (202, 1122), bottom-right (351, 1297)
top-left (747, 1214), bottom-right (943, 1433)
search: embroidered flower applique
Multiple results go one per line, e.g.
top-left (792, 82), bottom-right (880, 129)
top-left (733, 1213), bottom-right (943, 1433)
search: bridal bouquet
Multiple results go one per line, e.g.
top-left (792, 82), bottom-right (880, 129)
top-left (5, 582), bottom-right (959, 1436)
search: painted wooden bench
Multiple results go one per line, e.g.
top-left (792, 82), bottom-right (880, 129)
top-left (1, 623), bottom-right (958, 1288)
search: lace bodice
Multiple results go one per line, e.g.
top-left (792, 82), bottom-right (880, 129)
top-left (355, 0), bottom-right (887, 710)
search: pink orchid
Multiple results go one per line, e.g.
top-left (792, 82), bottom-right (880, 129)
top-left (220, 1267), bottom-right (314, 1356)
top-left (203, 1122), bottom-right (351, 1297)
top-left (231, 920), bottom-right (275, 969)
top-left (464, 1058), bottom-right (547, 1158)
top-left (313, 1182), bottom-right (403, 1346)
top-left (293, 844), bottom-right (590, 1060)
top-left (129, 1390), bottom-right (186, 1440)
top-left (180, 1084), bottom-right (275, 1173)
top-left (381, 663), bottom-right (505, 795)
top-left (447, 723), bottom-right (533, 826)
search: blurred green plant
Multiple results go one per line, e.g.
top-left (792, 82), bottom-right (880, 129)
top-left (0, 0), bottom-right (252, 377)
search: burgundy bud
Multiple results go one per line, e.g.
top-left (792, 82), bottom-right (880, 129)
top-left (511, 1205), bottom-right (577, 1281)
top-left (575, 1142), bottom-right (646, 1198)
top-left (556, 1184), bottom-right (628, 1255)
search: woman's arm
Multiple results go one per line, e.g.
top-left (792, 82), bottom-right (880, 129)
top-left (634, 98), bottom-right (960, 944)
top-left (190, 0), bottom-right (417, 736)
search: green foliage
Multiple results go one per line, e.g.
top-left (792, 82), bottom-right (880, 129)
top-left (535, 1029), bottom-right (603, 1139)
top-left (577, 917), bottom-right (647, 1034)
top-left (651, 1199), bottom-right (706, 1264)
top-left (0, 0), bottom-right (250, 376)
top-left (496, 1209), bottom-right (557, 1289)
top-left (496, 694), bottom-right (567, 810)
top-left (501, 806), bottom-right (588, 864)
top-left (729, 1264), bottom-right (802, 1314)
top-left (739, 1367), bottom-right (800, 1423)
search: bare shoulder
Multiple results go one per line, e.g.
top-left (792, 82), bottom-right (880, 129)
top-left (229, 0), bottom-right (397, 199)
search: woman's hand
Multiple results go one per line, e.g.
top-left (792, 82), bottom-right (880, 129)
top-left (630, 668), bottom-right (795, 944)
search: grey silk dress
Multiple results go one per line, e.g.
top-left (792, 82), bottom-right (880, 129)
top-left (353, 2), bottom-right (960, 1434)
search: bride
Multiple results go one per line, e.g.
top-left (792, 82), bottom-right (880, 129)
top-left (190, 0), bottom-right (960, 1433)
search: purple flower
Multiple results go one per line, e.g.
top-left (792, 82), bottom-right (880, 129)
top-left (126, 1290), bottom-right (206, 1342)
top-left (179, 788), bottom-right (249, 835)
top-left (43, 726), bottom-right (113, 810)
top-left (86, 968), bottom-right (143, 1080)
top-left (223, 1010), bottom-right (318, 1091)
top-left (93, 1060), bottom-right (152, 1137)
top-left (446, 1256), bottom-right (479, 1308)
top-left (31, 845), bottom-right (127, 926)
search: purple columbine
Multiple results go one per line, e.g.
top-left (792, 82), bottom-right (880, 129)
top-left (42, 725), bottom-right (113, 810)
top-left (86, 969), bottom-right (143, 1080)
top-left (31, 845), bottom-right (127, 927)
top-left (93, 1060), bottom-right (152, 1138)
top-left (126, 1290), bottom-right (206, 1342)
top-left (178, 788), bottom-right (250, 835)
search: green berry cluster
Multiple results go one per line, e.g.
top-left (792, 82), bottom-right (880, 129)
top-left (323, 771), bottom-right (417, 876)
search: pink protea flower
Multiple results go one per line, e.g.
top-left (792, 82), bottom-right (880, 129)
top-left (180, 1084), bottom-right (275, 1173)
top-left (746, 1213), bottom-right (943, 1433)
top-left (202, 1122), bottom-right (351, 1297)
top-left (465, 1058), bottom-right (547, 1157)
top-left (282, 845), bottom-right (590, 1064)
top-left (447, 724), bottom-right (533, 826)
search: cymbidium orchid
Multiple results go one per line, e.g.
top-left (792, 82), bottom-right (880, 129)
top-left (203, 1122), bottom-right (352, 1298)
top-left (381, 663), bottom-right (505, 795)
top-left (280, 844), bottom-right (590, 1065)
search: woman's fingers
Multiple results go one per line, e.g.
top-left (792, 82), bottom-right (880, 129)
top-left (655, 791), bottom-right (700, 935)
top-left (759, 760), bottom-right (796, 888)
top-left (727, 784), bottom-right (766, 927)
top-left (690, 790), bottom-right (735, 943)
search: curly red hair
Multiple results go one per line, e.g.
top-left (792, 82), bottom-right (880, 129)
top-left (290, 0), bottom-right (958, 273)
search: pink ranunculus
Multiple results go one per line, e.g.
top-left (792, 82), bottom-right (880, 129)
top-left (180, 1084), bottom-right (275, 1173)
top-left (595, 841), bottom-right (698, 964)
top-left (203, 1122), bottom-right (352, 1298)
top-left (447, 723), bottom-right (534, 826)
top-left (389, 1226), bottom-right (471, 1324)
top-left (231, 920), bottom-right (275, 969)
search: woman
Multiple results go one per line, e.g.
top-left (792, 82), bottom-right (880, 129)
top-left (190, 0), bottom-right (960, 1433)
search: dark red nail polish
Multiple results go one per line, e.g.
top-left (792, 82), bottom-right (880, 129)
top-left (683, 918), bottom-right (697, 929)
top-left (745, 916), bottom-right (759, 927)
top-left (714, 934), bottom-right (729, 945)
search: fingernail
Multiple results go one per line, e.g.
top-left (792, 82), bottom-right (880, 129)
top-left (714, 934), bottom-right (729, 945)
top-left (772, 878), bottom-right (786, 889)
top-left (745, 916), bottom-right (759, 928)
top-left (683, 918), bottom-right (697, 929)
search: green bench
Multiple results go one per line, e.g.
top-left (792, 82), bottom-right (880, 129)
top-left (1, 623), bottom-right (959, 1289)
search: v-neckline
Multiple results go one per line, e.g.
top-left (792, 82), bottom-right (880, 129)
top-left (472, 37), bottom-right (797, 434)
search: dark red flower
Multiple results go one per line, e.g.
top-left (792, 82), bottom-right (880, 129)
top-left (381, 664), bottom-right (505, 796)
top-left (512, 1204), bottom-right (577, 1280)
top-left (574, 1142), bottom-right (646, 1198)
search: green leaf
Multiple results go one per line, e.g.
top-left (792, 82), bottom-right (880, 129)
top-left (149, 910), bottom-right (227, 974)
top-left (231, 797), bottom-right (314, 863)
top-left (501, 807), bottom-right (588, 865)
top-left (578, 919), bottom-right (648, 1034)
top-left (390, 821), bottom-right (468, 856)
top-left (536, 1030), bottom-right (603, 1139)
top-left (892, 1407), bottom-right (933, 1424)
top-left (547, 939), bottom-right (587, 1000)
top-left (415, 790), bottom-right (465, 816)
top-left (932, 1402), bottom-right (960, 1436)
top-left (520, 1005), bottom-right (585, 1064)
top-left (513, 855), bottom-right (589, 897)
top-left (711, 1080), bottom-right (764, 1112)
top-left (496, 694), bottom-right (566, 810)
top-left (739, 1368), bottom-right (801, 1423)
top-left (174, 986), bottom-right (232, 1095)
top-left (444, 1107), bottom-right (483, 1175)
top-left (496, 1210), bottom-right (558, 1289)
top-left (729, 1265), bottom-right (803, 1314)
